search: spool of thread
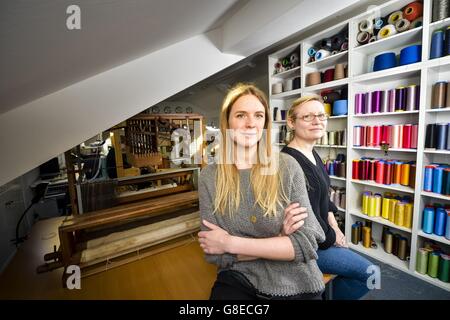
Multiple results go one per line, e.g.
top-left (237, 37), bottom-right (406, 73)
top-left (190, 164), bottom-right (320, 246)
top-left (332, 34), bottom-right (345, 51)
top-left (378, 24), bottom-right (397, 40)
top-left (403, 2), bottom-right (423, 22)
top-left (329, 131), bottom-right (336, 145)
top-left (433, 166), bottom-right (444, 194)
top-left (362, 226), bottom-right (371, 248)
top-left (446, 26), bottom-right (450, 56)
top-left (395, 19), bottom-right (410, 32)
top-left (438, 254), bottom-right (450, 282)
top-left (436, 123), bottom-right (448, 150)
top-left (392, 125), bottom-right (403, 148)
top-left (389, 199), bottom-right (398, 223)
top-left (434, 207), bottom-right (447, 236)
top-left (315, 49), bottom-right (331, 61)
top-left (444, 169), bottom-right (450, 195)
top-left (425, 124), bottom-right (437, 149)
top-left (446, 210), bottom-right (450, 240)
top-left (395, 87), bottom-right (406, 111)
top-left (293, 77), bottom-right (301, 89)
top-left (351, 224), bottom-right (360, 244)
top-left (384, 232), bottom-right (393, 254)
top-left (384, 161), bottom-right (393, 185)
top-left (392, 234), bottom-right (401, 256)
top-left (355, 93), bottom-right (365, 114)
top-left (423, 207), bottom-right (435, 234)
top-left (405, 85), bottom-right (418, 111)
top-left (284, 79), bottom-right (293, 92)
top-left (308, 47), bottom-right (317, 57)
top-left (376, 160), bottom-right (385, 184)
top-left (362, 191), bottom-right (370, 214)
top-left (395, 202), bottom-right (405, 226)
top-left (341, 42), bottom-right (349, 51)
top-left (374, 17), bottom-right (386, 35)
top-left (400, 163), bottom-right (411, 186)
top-left (357, 31), bottom-right (371, 45)
top-left (423, 165), bottom-right (435, 191)
top-left (393, 162), bottom-right (402, 184)
top-left (388, 11), bottom-right (403, 25)
top-left (409, 163), bottom-right (417, 188)
top-left (272, 83), bottom-right (283, 94)
top-left (416, 248), bottom-right (429, 274)
top-left (410, 17), bottom-right (423, 29)
top-left (371, 91), bottom-right (382, 113)
top-left (388, 89), bottom-right (396, 112)
top-left (359, 18), bottom-right (374, 33)
top-left (333, 100), bottom-right (348, 116)
top-left (382, 197), bottom-right (390, 219)
top-left (306, 72), bottom-right (321, 86)
top-left (428, 251), bottom-right (440, 278)
top-left (432, 0), bottom-right (449, 22)
top-left (353, 126), bottom-right (364, 146)
top-left (397, 237), bottom-right (408, 261)
top-left (373, 52), bottom-right (397, 71)
top-left (448, 124), bottom-right (450, 149)
top-left (323, 68), bottom-right (335, 83)
top-left (399, 44), bottom-right (421, 66)
top-left (430, 30), bottom-right (445, 59)
top-left (365, 92), bottom-right (373, 114)
top-left (321, 38), bottom-right (333, 51)
top-left (334, 63), bottom-right (345, 80)
top-left (323, 103), bottom-right (332, 117)
top-left (381, 226), bottom-right (390, 244)
top-left (402, 124), bottom-right (412, 149)
top-left (380, 90), bottom-right (388, 113)
top-left (411, 125), bottom-right (418, 149)
top-left (404, 203), bottom-right (413, 229)
top-left (369, 36), bottom-right (377, 43)
top-left (432, 82), bottom-right (447, 109)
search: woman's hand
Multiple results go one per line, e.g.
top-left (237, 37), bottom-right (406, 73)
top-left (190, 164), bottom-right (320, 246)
top-left (198, 220), bottom-right (232, 254)
top-left (333, 226), bottom-right (348, 248)
top-left (281, 203), bottom-right (308, 236)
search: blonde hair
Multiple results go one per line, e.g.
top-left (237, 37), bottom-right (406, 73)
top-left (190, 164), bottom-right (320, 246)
top-left (215, 83), bottom-right (288, 217)
top-left (286, 94), bottom-right (324, 143)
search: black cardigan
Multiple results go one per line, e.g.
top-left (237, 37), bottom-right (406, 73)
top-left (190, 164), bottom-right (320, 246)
top-left (281, 146), bottom-right (337, 250)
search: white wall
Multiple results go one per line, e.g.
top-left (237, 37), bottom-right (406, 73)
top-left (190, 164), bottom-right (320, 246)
top-left (0, 29), bottom-right (244, 187)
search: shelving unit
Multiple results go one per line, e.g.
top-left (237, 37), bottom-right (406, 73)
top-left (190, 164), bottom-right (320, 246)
top-left (268, 0), bottom-right (450, 290)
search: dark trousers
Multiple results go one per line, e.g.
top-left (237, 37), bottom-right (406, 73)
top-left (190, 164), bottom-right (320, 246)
top-left (210, 270), bottom-right (323, 300)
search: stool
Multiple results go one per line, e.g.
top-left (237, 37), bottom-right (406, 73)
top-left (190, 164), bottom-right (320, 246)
top-left (323, 274), bottom-right (337, 300)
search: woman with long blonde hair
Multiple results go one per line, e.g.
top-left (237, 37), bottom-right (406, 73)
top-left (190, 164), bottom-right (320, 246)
top-left (281, 95), bottom-right (374, 300)
top-left (198, 83), bottom-right (325, 300)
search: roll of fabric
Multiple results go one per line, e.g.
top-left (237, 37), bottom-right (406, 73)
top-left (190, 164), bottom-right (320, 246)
top-left (373, 52), bottom-right (397, 71)
top-left (388, 10), bottom-right (403, 25)
top-left (377, 24), bottom-right (397, 40)
top-left (430, 30), bottom-right (445, 59)
top-left (315, 49), bottom-right (331, 61)
top-left (395, 18), bottom-right (410, 32)
top-left (399, 44), bottom-right (421, 66)
top-left (432, 81), bottom-right (447, 109)
top-left (403, 2), bottom-right (423, 22)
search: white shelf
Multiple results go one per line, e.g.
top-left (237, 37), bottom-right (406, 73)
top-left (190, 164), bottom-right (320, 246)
top-left (303, 78), bottom-right (348, 92)
top-left (353, 27), bottom-right (422, 55)
top-left (328, 115), bottom-right (348, 119)
top-left (315, 145), bottom-right (347, 149)
top-left (270, 88), bottom-right (301, 100)
top-left (352, 146), bottom-right (417, 153)
top-left (349, 242), bottom-right (409, 273)
top-left (273, 120), bottom-right (287, 124)
top-left (353, 63), bottom-right (421, 84)
top-left (429, 17), bottom-right (450, 30)
top-left (421, 191), bottom-right (450, 201)
top-left (413, 272), bottom-right (450, 292)
top-left (349, 210), bottom-right (412, 233)
top-left (337, 207), bottom-right (346, 213)
top-left (417, 231), bottom-right (450, 246)
top-left (271, 66), bottom-right (301, 79)
top-left (425, 108), bottom-right (450, 113)
top-left (351, 179), bottom-right (415, 194)
top-left (330, 175), bottom-right (346, 181)
top-left (305, 51), bottom-right (348, 69)
top-left (353, 110), bottom-right (419, 118)
top-left (423, 149), bottom-right (450, 155)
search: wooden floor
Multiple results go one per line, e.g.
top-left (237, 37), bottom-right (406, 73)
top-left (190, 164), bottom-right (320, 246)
top-left (0, 217), bottom-right (217, 299)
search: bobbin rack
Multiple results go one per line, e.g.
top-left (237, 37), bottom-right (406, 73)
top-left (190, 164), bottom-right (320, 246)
top-left (268, 0), bottom-right (450, 291)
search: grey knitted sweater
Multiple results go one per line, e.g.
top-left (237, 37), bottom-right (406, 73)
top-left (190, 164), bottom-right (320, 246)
top-left (199, 152), bottom-right (326, 297)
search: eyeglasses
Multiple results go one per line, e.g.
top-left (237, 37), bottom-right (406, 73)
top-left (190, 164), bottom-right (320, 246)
top-left (295, 113), bottom-right (329, 122)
